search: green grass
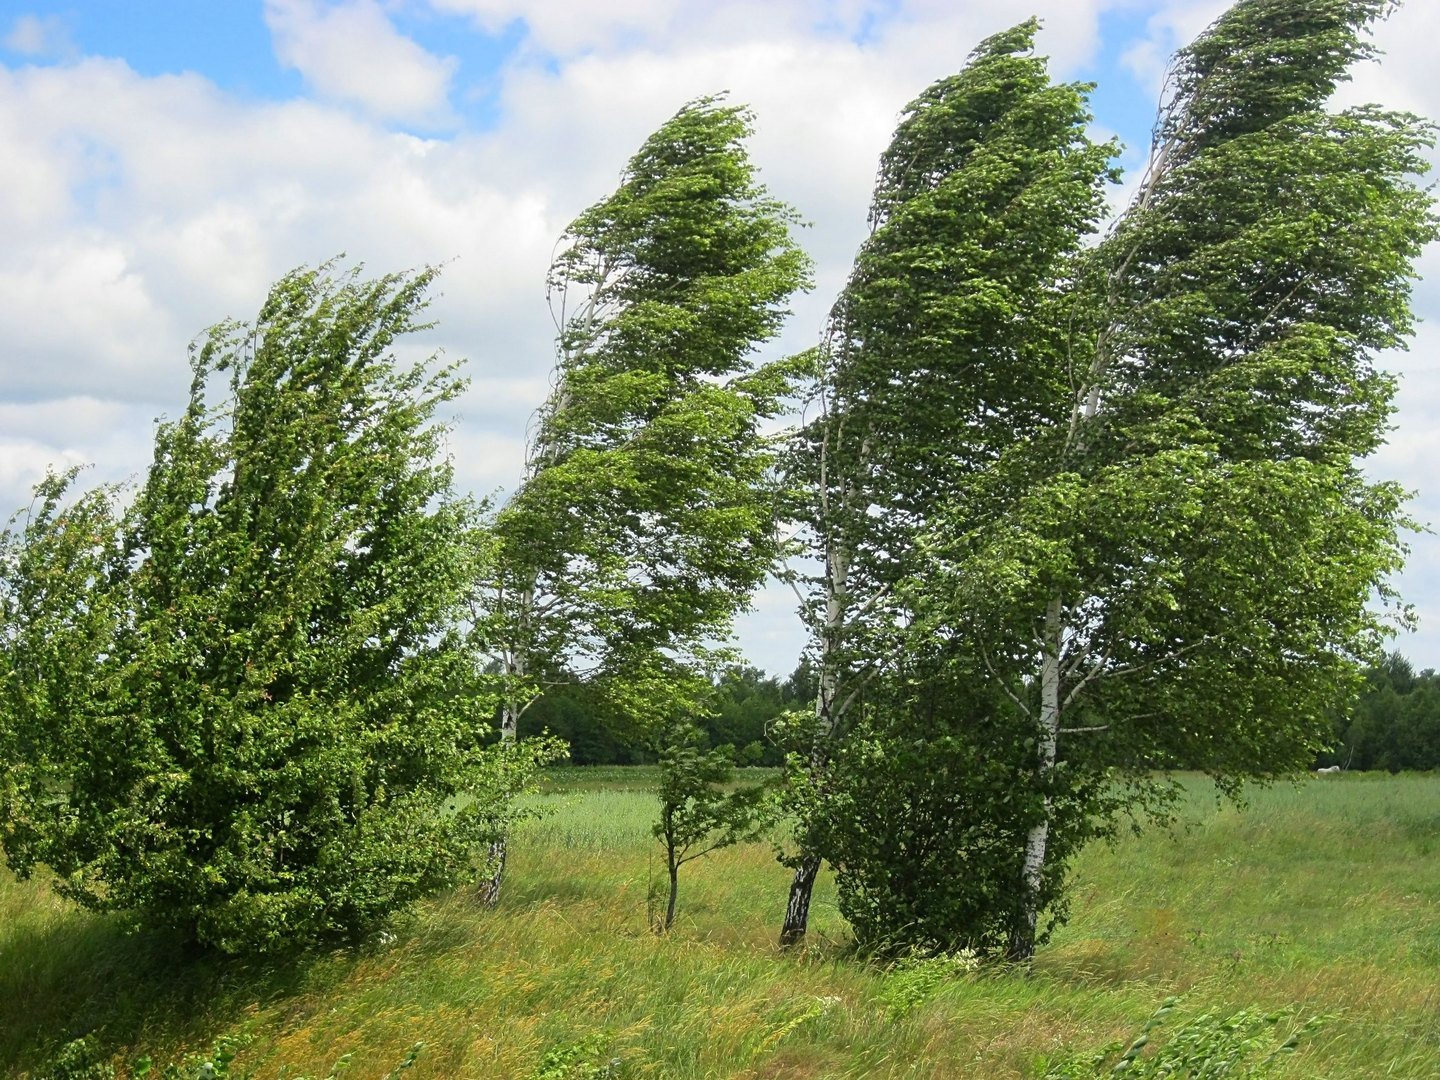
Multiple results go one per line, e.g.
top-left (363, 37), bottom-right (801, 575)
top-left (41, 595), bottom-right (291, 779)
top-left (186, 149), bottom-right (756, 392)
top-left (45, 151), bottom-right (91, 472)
top-left (2, 771), bottom-right (1437, 1078)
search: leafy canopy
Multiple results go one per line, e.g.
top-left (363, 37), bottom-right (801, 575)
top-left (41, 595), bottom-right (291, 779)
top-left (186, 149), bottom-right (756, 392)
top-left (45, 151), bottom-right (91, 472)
top-left (0, 262), bottom-right (561, 954)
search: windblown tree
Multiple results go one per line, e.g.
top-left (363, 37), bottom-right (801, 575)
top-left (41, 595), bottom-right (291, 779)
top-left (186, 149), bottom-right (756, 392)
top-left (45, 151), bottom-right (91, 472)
top-left (652, 718), bottom-right (768, 932)
top-left (777, 20), bottom-right (1117, 948)
top-left (912, 0), bottom-right (1436, 960)
top-left (478, 96), bottom-right (812, 900)
top-left (0, 263), bottom-right (557, 954)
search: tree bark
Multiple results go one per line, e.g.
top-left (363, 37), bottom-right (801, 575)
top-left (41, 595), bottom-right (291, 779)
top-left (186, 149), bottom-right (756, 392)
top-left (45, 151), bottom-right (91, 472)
top-left (780, 852), bottom-right (822, 947)
top-left (1009, 591), bottom-right (1062, 962)
top-left (664, 858), bottom-right (679, 932)
top-left (479, 639), bottom-right (526, 906)
top-left (778, 533), bottom-right (849, 948)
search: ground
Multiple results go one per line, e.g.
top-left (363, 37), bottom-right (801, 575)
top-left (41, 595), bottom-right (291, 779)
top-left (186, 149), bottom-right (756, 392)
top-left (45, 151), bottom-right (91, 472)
top-left (2, 769), bottom-right (1436, 1078)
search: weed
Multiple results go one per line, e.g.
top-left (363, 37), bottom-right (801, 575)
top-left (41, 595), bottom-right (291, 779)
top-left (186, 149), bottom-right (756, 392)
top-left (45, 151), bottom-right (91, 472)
top-left (532, 1034), bottom-right (622, 1079)
top-left (1038, 997), bottom-right (1324, 1078)
top-left (877, 949), bottom-right (981, 1020)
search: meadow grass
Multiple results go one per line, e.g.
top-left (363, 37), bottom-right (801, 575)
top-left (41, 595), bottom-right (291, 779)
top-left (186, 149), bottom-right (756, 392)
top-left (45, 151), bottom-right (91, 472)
top-left (1, 771), bottom-right (1436, 1078)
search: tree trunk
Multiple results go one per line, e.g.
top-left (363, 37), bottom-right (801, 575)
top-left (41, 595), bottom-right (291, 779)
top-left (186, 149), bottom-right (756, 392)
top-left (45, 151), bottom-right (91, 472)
top-left (1009, 591), bottom-right (1062, 963)
top-left (478, 835), bottom-right (507, 906)
top-left (480, 643), bottom-right (526, 906)
top-left (780, 852), bottom-right (822, 947)
top-left (664, 858), bottom-right (679, 932)
top-left (779, 534), bottom-right (849, 948)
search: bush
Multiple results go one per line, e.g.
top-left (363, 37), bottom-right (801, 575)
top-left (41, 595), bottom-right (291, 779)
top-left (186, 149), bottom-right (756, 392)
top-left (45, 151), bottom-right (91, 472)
top-left (810, 658), bottom-right (1099, 957)
top-left (0, 263), bottom-right (562, 955)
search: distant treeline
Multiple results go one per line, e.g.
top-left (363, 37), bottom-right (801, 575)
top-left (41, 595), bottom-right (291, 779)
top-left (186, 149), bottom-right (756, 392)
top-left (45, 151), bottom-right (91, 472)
top-left (527, 652), bottom-right (1440, 773)
top-left (520, 661), bottom-right (815, 767)
top-left (1319, 653), bottom-right (1440, 772)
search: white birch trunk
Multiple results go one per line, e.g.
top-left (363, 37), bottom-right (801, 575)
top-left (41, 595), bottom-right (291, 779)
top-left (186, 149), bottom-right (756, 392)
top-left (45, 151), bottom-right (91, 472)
top-left (479, 587), bottom-right (532, 906)
top-left (1010, 590), bottom-right (1062, 961)
top-left (780, 534), bottom-right (849, 947)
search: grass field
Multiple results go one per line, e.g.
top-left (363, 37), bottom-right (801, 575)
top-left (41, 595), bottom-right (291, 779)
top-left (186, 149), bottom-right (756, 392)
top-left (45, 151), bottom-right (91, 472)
top-left (2, 770), bottom-right (1437, 1078)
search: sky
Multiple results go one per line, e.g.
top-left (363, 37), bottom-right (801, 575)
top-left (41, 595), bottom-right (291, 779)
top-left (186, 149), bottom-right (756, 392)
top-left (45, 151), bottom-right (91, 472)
top-left (2, 0), bottom-right (1438, 678)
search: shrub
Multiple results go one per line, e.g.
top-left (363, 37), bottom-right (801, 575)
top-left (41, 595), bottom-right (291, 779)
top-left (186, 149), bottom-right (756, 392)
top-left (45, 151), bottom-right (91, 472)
top-left (0, 263), bottom-right (563, 955)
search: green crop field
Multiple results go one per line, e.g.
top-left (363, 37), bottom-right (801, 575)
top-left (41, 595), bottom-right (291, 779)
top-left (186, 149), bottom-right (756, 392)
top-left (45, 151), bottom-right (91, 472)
top-left (2, 770), bottom-right (1437, 1078)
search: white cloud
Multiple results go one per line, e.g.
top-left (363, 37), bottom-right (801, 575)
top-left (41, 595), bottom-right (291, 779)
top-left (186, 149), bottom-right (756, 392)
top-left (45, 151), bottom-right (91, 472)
top-left (0, 398), bottom-right (159, 511)
top-left (3, 14), bottom-right (73, 58)
top-left (0, 234), bottom-right (177, 403)
top-left (264, 0), bottom-right (458, 125)
top-left (0, 49), bottom-right (560, 522)
top-left (428, 0), bottom-right (677, 57)
top-left (2, 0), bottom-right (1438, 673)
top-left (1118, 0), bottom-right (1228, 90)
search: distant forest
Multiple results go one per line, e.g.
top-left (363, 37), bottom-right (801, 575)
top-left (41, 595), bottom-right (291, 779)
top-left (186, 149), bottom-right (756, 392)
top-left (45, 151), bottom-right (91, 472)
top-left (1318, 653), bottom-right (1440, 772)
top-left (520, 661), bottom-right (816, 767)
top-left (528, 653), bottom-right (1440, 772)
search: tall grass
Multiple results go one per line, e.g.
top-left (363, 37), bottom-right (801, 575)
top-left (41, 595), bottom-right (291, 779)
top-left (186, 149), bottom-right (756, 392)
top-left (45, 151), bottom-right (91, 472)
top-left (1, 771), bottom-right (1436, 1078)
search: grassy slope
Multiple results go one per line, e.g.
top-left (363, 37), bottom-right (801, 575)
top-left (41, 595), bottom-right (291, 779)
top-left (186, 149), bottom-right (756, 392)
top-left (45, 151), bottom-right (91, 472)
top-left (1, 770), bottom-right (1437, 1078)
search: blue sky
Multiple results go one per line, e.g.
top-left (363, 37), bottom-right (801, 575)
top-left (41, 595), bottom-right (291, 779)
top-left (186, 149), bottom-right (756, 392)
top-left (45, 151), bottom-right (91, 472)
top-left (3, 4), bottom-right (294, 91)
top-left (2, 0), bottom-right (1438, 675)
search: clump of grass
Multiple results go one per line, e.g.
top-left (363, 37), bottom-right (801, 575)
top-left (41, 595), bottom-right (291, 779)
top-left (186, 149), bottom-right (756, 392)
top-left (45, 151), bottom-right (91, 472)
top-left (1037, 996), bottom-right (1324, 1078)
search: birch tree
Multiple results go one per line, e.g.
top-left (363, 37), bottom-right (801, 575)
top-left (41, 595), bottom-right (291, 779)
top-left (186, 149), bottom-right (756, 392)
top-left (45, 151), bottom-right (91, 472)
top-left (479, 96), bottom-right (811, 901)
top-left (916, 0), bottom-right (1435, 961)
top-left (777, 21), bottom-right (1117, 947)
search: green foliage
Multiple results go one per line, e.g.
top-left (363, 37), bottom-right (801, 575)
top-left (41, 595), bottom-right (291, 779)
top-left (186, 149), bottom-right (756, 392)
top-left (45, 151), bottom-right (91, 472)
top-left (519, 681), bottom-right (652, 765)
top-left (827, 0), bottom-right (1436, 959)
top-left (782, 15), bottom-right (1118, 949)
top-left (702, 664), bottom-right (801, 766)
top-left (532, 1035), bottom-right (622, 1079)
top-left (876, 950), bottom-right (980, 1021)
top-left (517, 661), bottom-right (806, 767)
top-left (135, 1033), bottom-right (248, 1079)
top-left (483, 94), bottom-right (813, 740)
top-left (1039, 998), bottom-right (1322, 1079)
top-left (652, 719), bottom-right (769, 930)
top-left (815, 649), bottom-right (1137, 957)
top-left (42, 1035), bottom-right (116, 1080)
top-left (795, 15), bottom-right (1118, 609)
top-left (1326, 652), bottom-right (1440, 771)
top-left (0, 262), bottom-right (563, 954)
top-left (0, 470), bottom-right (127, 881)
top-left (135, 1032), bottom-right (420, 1080)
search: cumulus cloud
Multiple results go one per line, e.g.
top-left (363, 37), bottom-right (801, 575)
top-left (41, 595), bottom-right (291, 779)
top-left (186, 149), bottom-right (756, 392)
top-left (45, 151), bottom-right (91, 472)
top-left (3, 13), bottom-right (74, 59)
top-left (2, 0), bottom-right (1438, 671)
top-left (1118, 0), bottom-right (1229, 89)
top-left (0, 48), bottom-right (562, 511)
top-left (264, 0), bottom-right (458, 126)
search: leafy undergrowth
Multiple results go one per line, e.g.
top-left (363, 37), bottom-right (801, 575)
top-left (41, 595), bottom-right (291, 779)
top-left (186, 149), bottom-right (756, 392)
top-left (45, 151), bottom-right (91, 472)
top-left (2, 772), bottom-right (1437, 1078)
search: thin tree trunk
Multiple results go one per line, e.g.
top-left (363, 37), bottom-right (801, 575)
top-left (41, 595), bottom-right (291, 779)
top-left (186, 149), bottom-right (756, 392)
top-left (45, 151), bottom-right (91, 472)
top-left (780, 852), bottom-right (822, 947)
top-left (1009, 591), bottom-right (1063, 963)
top-left (478, 835), bottom-right (507, 907)
top-left (664, 858), bottom-right (679, 932)
top-left (480, 624), bottom-right (528, 906)
top-left (779, 535), bottom-right (849, 948)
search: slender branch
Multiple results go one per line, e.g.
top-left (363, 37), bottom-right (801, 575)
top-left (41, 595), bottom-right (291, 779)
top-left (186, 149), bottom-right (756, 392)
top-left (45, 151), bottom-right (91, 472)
top-left (1061, 635), bottom-right (1214, 710)
top-left (1062, 642), bottom-right (1115, 710)
top-left (980, 642), bottom-right (1032, 719)
top-left (781, 564), bottom-right (808, 609)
